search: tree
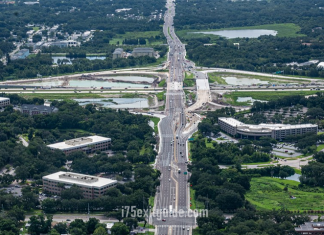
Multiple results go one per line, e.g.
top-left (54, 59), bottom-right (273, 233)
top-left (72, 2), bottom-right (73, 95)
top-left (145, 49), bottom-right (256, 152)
top-left (93, 226), bottom-right (108, 235)
top-left (28, 214), bottom-right (52, 235)
top-left (314, 151), bottom-right (324, 163)
top-left (111, 222), bottom-right (129, 235)
top-left (70, 227), bottom-right (87, 235)
top-left (6, 206), bottom-right (25, 222)
top-left (50, 229), bottom-right (60, 235)
top-left (86, 218), bottom-right (100, 234)
top-left (61, 185), bottom-right (84, 200)
top-left (53, 222), bottom-right (67, 234)
top-left (69, 219), bottom-right (86, 232)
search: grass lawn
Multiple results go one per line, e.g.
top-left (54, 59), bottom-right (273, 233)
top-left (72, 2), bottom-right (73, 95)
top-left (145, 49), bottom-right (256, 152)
top-left (208, 72), bottom-right (227, 84)
top-left (168, 27), bottom-right (173, 39)
top-left (317, 144), bottom-right (324, 151)
top-left (294, 168), bottom-right (302, 174)
top-left (183, 72), bottom-right (195, 87)
top-left (224, 90), bottom-right (319, 106)
top-left (149, 117), bottom-right (160, 134)
top-left (210, 72), bottom-right (309, 84)
top-left (243, 161), bottom-right (272, 165)
top-left (156, 91), bottom-right (166, 101)
top-left (149, 196), bottom-right (155, 208)
top-left (158, 79), bottom-right (166, 87)
top-left (246, 177), bottom-right (324, 211)
top-left (33, 27), bottom-right (39, 31)
top-left (190, 188), bottom-right (205, 210)
top-left (138, 223), bottom-right (155, 229)
top-left (109, 31), bottom-right (163, 45)
top-left (192, 228), bottom-right (201, 235)
top-left (205, 138), bottom-right (215, 148)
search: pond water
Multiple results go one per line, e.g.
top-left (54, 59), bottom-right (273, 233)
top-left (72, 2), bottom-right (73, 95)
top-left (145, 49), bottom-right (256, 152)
top-left (237, 97), bottom-right (266, 103)
top-left (194, 29), bottom-right (277, 39)
top-left (286, 173), bottom-right (301, 182)
top-left (20, 76), bottom-right (153, 88)
top-left (97, 76), bottom-right (154, 83)
top-left (52, 56), bottom-right (106, 65)
top-left (223, 76), bottom-right (269, 85)
top-left (74, 98), bottom-right (149, 109)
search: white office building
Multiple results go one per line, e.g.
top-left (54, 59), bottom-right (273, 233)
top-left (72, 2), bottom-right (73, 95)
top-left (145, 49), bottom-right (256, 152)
top-left (0, 97), bottom-right (10, 108)
top-left (218, 117), bottom-right (318, 140)
top-left (43, 171), bottom-right (117, 199)
top-left (47, 135), bottom-right (111, 155)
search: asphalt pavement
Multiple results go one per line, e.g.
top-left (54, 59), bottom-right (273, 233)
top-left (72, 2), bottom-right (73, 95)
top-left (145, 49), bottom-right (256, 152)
top-left (152, 1), bottom-right (197, 234)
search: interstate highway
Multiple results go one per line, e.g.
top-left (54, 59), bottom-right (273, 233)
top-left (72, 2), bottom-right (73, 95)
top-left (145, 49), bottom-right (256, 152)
top-left (151, 0), bottom-right (196, 235)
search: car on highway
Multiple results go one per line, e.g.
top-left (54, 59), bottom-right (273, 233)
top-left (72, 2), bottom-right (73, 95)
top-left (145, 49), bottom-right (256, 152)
top-left (162, 219), bottom-right (166, 222)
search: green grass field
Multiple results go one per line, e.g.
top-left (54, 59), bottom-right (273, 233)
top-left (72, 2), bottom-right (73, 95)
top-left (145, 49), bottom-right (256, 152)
top-left (224, 90), bottom-right (319, 106)
top-left (190, 188), bottom-right (205, 210)
top-left (156, 91), bottom-right (166, 101)
top-left (209, 72), bottom-right (310, 84)
top-left (246, 177), bottom-right (324, 211)
top-left (183, 72), bottom-right (195, 87)
top-left (208, 73), bottom-right (227, 84)
top-left (109, 31), bottom-right (163, 45)
top-left (149, 117), bottom-right (160, 134)
top-left (158, 79), bottom-right (166, 87)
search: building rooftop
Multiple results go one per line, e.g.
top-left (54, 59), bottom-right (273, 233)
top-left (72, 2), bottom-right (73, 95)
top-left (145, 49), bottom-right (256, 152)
top-left (133, 47), bottom-right (154, 52)
top-left (296, 222), bottom-right (324, 232)
top-left (113, 48), bottom-right (124, 54)
top-left (43, 171), bottom-right (117, 188)
top-left (21, 104), bottom-right (57, 113)
top-left (0, 97), bottom-right (10, 102)
top-left (47, 135), bottom-right (111, 151)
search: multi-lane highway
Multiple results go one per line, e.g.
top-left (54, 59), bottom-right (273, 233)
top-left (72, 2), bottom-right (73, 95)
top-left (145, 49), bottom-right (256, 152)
top-left (152, 0), bottom-right (196, 235)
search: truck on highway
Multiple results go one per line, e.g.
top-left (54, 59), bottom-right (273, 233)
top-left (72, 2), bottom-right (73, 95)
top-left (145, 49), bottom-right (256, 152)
top-left (169, 205), bottom-right (173, 215)
top-left (100, 87), bottom-right (112, 89)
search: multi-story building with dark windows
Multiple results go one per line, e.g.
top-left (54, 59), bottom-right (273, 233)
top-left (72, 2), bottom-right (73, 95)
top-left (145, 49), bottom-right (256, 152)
top-left (21, 104), bottom-right (58, 115)
top-left (0, 97), bottom-right (10, 108)
top-left (47, 135), bottom-right (111, 155)
top-left (42, 171), bottom-right (117, 199)
top-left (132, 47), bottom-right (155, 57)
top-left (218, 117), bottom-right (318, 140)
top-left (295, 222), bottom-right (324, 234)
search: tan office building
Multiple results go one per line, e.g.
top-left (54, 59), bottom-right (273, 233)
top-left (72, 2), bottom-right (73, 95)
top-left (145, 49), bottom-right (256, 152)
top-left (43, 171), bottom-right (117, 199)
top-left (132, 47), bottom-right (155, 57)
top-left (218, 117), bottom-right (318, 140)
top-left (47, 135), bottom-right (111, 155)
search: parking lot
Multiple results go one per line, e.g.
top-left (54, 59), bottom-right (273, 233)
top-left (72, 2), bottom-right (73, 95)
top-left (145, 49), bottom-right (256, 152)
top-left (3, 185), bottom-right (22, 197)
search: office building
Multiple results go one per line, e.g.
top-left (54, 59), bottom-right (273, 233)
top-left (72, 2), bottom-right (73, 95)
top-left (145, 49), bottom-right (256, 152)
top-left (218, 117), bottom-right (318, 140)
top-left (42, 40), bottom-right (80, 48)
top-left (21, 104), bottom-right (58, 116)
top-left (47, 135), bottom-right (111, 155)
top-left (112, 48), bottom-right (124, 59)
top-left (42, 171), bottom-right (117, 199)
top-left (0, 97), bottom-right (10, 108)
top-left (295, 222), bottom-right (324, 234)
top-left (10, 49), bottom-right (29, 60)
top-left (132, 47), bottom-right (155, 57)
